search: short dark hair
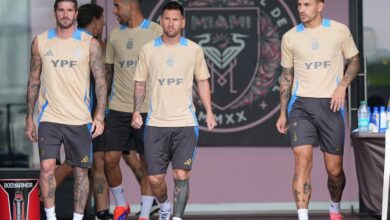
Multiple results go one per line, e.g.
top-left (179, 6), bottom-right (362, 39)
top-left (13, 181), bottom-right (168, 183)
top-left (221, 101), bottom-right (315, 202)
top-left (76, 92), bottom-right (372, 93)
top-left (54, 0), bottom-right (78, 11)
top-left (162, 1), bottom-right (183, 16)
top-left (77, 4), bottom-right (104, 28)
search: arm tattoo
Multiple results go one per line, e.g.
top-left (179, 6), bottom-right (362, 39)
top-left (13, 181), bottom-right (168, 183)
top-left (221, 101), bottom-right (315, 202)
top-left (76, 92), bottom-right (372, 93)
top-left (173, 179), bottom-right (189, 218)
top-left (73, 167), bottom-right (89, 213)
top-left (339, 54), bottom-right (360, 88)
top-left (26, 37), bottom-right (42, 119)
top-left (134, 81), bottom-right (146, 112)
top-left (279, 67), bottom-right (294, 115)
top-left (90, 38), bottom-right (107, 119)
top-left (106, 64), bottom-right (114, 95)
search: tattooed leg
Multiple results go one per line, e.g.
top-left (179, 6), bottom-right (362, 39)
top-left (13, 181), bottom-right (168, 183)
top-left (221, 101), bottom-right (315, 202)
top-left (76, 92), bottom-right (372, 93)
top-left (73, 167), bottom-right (89, 214)
top-left (149, 174), bottom-right (168, 203)
top-left (173, 179), bottom-right (189, 218)
top-left (324, 152), bottom-right (345, 202)
top-left (40, 159), bottom-right (57, 208)
top-left (292, 145), bottom-right (313, 209)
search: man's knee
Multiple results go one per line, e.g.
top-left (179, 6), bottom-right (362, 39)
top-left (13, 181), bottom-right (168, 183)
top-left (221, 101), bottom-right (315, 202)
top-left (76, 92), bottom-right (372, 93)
top-left (41, 160), bottom-right (55, 174)
top-left (148, 175), bottom-right (164, 187)
top-left (327, 168), bottom-right (344, 180)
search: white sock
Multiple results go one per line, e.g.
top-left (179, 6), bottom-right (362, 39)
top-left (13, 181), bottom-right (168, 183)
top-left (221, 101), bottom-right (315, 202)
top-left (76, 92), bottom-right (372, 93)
top-left (172, 217), bottom-right (182, 220)
top-left (297, 209), bottom-right (308, 220)
top-left (159, 198), bottom-right (171, 212)
top-left (330, 200), bottom-right (341, 213)
top-left (110, 184), bottom-right (126, 206)
top-left (140, 195), bottom-right (155, 218)
top-left (44, 206), bottom-right (56, 220)
top-left (73, 213), bottom-right (84, 220)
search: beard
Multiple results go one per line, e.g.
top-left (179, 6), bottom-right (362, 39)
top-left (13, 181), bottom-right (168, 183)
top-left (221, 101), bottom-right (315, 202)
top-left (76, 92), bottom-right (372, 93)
top-left (56, 18), bottom-right (75, 29)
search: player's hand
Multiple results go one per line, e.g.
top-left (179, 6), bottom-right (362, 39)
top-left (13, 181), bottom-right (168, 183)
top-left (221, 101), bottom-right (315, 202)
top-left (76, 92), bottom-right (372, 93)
top-left (131, 111), bottom-right (143, 129)
top-left (206, 112), bottom-right (217, 130)
top-left (276, 114), bottom-right (288, 134)
top-left (330, 85), bottom-right (346, 112)
top-left (25, 118), bottom-right (38, 142)
top-left (91, 116), bottom-right (104, 138)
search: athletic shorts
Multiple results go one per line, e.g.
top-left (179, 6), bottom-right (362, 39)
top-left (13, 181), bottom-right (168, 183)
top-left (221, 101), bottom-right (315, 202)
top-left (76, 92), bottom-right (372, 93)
top-left (288, 97), bottom-right (345, 155)
top-left (104, 110), bottom-right (147, 155)
top-left (144, 126), bottom-right (199, 175)
top-left (38, 122), bottom-right (92, 168)
top-left (92, 130), bottom-right (106, 153)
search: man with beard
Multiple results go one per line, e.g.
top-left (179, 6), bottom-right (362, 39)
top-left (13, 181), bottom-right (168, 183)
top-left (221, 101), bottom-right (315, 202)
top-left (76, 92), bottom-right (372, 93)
top-left (131, 2), bottom-right (217, 220)
top-left (276, 0), bottom-right (360, 219)
top-left (25, 0), bottom-right (107, 219)
top-left (104, 0), bottom-right (162, 219)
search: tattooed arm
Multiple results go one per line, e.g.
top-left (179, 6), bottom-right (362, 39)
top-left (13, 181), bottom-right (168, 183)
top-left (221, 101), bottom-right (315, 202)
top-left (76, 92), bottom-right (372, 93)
top-left (90, 38), bottom-right (107, 138)
top-left (25, 36), bottom-right (42, 142)
top-left (131, 81), bottom-right (146, 129)
top-left (105, 64), bottom-right (114, 95)
top-left (276, 67), bottom-right (294, 134)
top-left (330, 54), bottom-right (360, 112)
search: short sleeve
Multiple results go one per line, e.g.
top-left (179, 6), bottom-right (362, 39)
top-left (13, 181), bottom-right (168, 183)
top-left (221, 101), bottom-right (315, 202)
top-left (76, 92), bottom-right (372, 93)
top-left (134, 46), bottom-right (149, 82)
top-left (340, 25), bottom-right (359, 59)
top-left (281, 34), bottom-right (294, 68)
top-left (194, 46), bottom-right (210, 81)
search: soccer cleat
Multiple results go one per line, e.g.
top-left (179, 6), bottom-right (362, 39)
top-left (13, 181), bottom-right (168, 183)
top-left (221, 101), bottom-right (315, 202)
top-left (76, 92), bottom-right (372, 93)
top-left (329, 212), bottom-right (343, 220)
top-left (113, 205), bottom-right (130, 220)
top-left (158, 209), bottom-right (171, 220)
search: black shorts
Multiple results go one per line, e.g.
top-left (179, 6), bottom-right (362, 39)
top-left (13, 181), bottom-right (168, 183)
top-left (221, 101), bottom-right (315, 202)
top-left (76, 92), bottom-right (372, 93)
top-left (105, 109), bottom-right (147, 155)
top-left (92, 130), bottom-right (106, 153)
top-left (144, 126), bottom-right (199, 175)
top-left (38, 122), bottom-right (92, 168)
top-left (288, 97), bottom-right (345, 155)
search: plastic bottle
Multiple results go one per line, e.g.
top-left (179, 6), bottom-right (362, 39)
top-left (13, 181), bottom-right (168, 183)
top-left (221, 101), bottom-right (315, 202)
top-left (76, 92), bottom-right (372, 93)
top-left (380, 106), bottom-right (388, 133)
top-left (358, 101), bottom-right (370, 133)
top-left (370, 107), bottom-right (379, 133)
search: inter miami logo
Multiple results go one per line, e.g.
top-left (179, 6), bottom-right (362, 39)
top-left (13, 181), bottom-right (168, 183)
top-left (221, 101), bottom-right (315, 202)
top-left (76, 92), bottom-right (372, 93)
top-left (149, 0), bottom-right (297, 134)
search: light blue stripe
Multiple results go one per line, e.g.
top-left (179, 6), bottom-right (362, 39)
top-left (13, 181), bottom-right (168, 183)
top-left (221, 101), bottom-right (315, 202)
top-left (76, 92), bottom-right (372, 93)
top-left (179, 37), bottom-right (188, 46)
top-left (78, 28), bottom-right (92, 36)
top-left (296, 23), bottom-right (304, 32)
top-left (109, 78), bottom-right (115, 104)
top-left (120, 24), bottom-right (127, 30)
top-left (37, 100), bottom-right (49, 126)
top-left (191, 126), bottom-right (199, 162)
top-left (322, 18), bottom-right (330, 28)
top-left (89, 83), bottom-right (94, 113)
top-left (154, 37), bottom-right (163, 47)
top-left (188, 100), bottom-right (198, 126)
top-left (72, 29), bottom-right (82, 40)
top-left (48, 28), bottom-right (56, 39)
top-left (140, 19), bottom-right (150, 29)
top-left (145, 99), bottom-right (153, 125)
top-left (84, 90), bottom-right (92, 113)
top-left (287, 80), bottom-right (299, 115)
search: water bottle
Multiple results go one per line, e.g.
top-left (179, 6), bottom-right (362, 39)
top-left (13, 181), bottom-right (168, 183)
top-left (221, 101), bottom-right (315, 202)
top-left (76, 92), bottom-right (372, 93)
top-left (380, 106), bottom-right (388, 133)
top-left (358, 101), bottom-right (370, 133)
top-left (370, 107), bottom-right (379, 133)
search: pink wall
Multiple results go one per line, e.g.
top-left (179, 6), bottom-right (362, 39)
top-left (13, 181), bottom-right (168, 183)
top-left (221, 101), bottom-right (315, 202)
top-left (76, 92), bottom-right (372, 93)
top-left (96, 0), bottom-right (358, 206)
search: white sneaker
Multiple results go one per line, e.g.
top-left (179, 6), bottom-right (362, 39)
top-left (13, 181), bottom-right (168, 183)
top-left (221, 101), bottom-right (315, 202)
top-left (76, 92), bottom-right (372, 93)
top-left (159, 209), bottom-right (171, 220)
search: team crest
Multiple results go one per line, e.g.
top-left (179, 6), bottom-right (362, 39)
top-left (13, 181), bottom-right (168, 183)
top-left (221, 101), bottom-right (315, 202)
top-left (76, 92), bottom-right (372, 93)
top-left (127, 39), bottom-right (133, 49)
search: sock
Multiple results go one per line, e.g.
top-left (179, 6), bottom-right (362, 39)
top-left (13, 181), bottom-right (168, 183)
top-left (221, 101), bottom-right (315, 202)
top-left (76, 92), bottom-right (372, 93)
top-left (297, 209), bottom-right (308, 220)
top-left (159, 198), bottom-right (171, 212)
top-left (172, 217), bottom-right (182, 220)
top-left (96, 209), bottom-right (110, 219)
top-left (44, 206), bottom-right (56, 220)
top-left (73, 213), bottom-right (84, 220)
top-left (330, 200), bottom-right (341, 213)
top-left (110, 184), bottom-right (126, 206)
top-left (140, 195), bottom-right (155, 218)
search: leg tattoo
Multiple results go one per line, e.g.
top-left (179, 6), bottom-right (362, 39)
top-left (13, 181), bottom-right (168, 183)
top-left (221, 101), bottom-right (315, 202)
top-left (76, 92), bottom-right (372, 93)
top-left (173, 179), bottom-right (189, 218)
top-left (327, 171), bottom-right (346, 202)
top-left (73, 167), bottom-right (89, 213)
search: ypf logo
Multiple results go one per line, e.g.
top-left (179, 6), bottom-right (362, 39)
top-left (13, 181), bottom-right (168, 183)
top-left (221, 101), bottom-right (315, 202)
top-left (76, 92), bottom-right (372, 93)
top-left (149, 0), bottom-right (297, 132)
